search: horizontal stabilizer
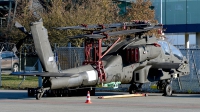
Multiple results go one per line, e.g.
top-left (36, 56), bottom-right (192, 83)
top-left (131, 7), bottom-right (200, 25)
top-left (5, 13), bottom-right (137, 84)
top-left (149, 62), bottom-right (181, 69)
top-left (10, 72), bottom-right (78, 77)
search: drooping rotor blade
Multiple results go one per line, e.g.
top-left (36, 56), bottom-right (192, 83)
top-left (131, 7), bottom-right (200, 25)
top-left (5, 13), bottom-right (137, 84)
top-left (15, 21), bottom-right (31, 36)
top-left (107, 29), bottom-right (146, 36)
top-left (70, 26), bottom-right (158, 39)
top-left (56, 26), bottom-right (89, 30)
top-left (15, 21), bottom-right (33, 50)
top-left (143, 25), bottom-right (162, 30)
top-left (83, 28), bottom-right (114, 32)
top-left (68, 34), bottom-right (85, 39)
top-left (55, 24), bottom-right (108, 30)
top-left (55, 22), bottom-right (151, 31)
top-left (11, 72), bottom-right (77, 77)
top-left (15, 36), bottom-right (29, 50)
top-left (81, 29), bottom-right (143, 39)
top-left (68, 28), bottom-right (115, 39)
top-left (66, 23), bottom-right (162, 39)
top-left (84, 34), bottom-right (105, 39)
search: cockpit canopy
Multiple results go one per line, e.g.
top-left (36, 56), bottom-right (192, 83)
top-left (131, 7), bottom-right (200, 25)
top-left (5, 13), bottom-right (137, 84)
top-left (158, 41), bottom-right (183, 60)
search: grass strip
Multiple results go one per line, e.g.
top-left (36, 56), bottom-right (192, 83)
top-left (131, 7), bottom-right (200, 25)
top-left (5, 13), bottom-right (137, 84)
top-left (0, 74), bottom-right (38, 90)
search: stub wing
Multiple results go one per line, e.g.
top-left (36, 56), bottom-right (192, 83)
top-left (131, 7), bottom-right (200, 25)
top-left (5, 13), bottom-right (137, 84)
top-left (148, 62), bottom-right (190, 73)
top-left (10, 72), bottom-right (77, 77)
top-left (149, 62), bottom-right (181, 69)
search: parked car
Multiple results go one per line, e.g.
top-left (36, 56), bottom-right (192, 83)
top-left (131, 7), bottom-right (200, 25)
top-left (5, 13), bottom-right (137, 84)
top-left (1, 51), bottom-right (19, 72)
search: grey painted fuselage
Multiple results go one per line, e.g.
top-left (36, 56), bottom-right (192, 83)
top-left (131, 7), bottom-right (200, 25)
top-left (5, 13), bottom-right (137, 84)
top-left (30, 22), bottom-right (190, 90)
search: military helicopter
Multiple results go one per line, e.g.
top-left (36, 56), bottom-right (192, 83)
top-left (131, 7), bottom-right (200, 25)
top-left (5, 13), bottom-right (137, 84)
top-left (12, 20), bottom-right (190, 100)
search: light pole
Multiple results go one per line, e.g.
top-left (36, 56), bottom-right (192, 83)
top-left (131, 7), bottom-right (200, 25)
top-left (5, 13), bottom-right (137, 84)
top-left (0, 51), bottom-right (1, 87)
top-left (161, 0), bottom-right (162, 24)
top-left (0, 47), bottom-right (4, 87)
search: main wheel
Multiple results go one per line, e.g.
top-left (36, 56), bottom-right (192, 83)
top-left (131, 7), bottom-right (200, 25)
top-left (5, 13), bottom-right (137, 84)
top-left (129, 84), bottom-right (138, 94)
top-left (36, 93), bottom-right (42, 100)
top-left (12, 63), bottom-right (19, 72)
top-left (36, 87), bottom-right (45, 100)
top-left (163, 84), bottom-right (172, 96)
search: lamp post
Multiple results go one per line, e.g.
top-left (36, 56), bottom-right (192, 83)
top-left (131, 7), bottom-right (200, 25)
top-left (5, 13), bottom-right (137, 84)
top-left (0, 51), bottom-right (1, 87)
top-left (0, 47), bottom-right (3, 87)
top-left (161, 0), bottom-right (162, 24)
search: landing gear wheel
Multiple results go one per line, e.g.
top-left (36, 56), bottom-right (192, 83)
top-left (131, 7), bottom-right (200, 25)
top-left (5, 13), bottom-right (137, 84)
top-left (36, 92), bottom-right (43, 100)
top-left (129, 84), bottom-right (138, 94)
top-left (163, 84), bottom-right (172, 96)
top-left (36, 88), bottom-right (45, 100)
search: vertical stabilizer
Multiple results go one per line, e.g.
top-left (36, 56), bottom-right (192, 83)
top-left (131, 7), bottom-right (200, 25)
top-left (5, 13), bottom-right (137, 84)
top-left (30, 22), bottom-right (58, 72)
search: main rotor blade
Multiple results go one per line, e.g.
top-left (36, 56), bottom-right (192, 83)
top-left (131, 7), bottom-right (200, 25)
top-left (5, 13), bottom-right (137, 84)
top-left (107, 29), bottom-right (145, 36)
top-left (15, 21), bottom-right (31, 36)
top-left (68, 28), bottom-right (115, 39)
top-left (142, 25), bottom-right (161, 30)
top-left (56, 26), bottom-right (89, 30)
top-left (55, 22), bottom-right (152, 30)
top-left (84, 34), bottom-right (105, 38)
top-left (56, 24), bottom-right (107, 30)
top-left (67, 24), bottom-right (161, 39)
top-left (11, 72), bottom-right (76, 77)
top-left (82, 29), bottom-right (144, 38)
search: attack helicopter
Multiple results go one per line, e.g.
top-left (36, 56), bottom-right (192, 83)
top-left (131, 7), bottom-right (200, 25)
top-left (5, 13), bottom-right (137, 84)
top-left (12, 20), bottom-right (190, 100)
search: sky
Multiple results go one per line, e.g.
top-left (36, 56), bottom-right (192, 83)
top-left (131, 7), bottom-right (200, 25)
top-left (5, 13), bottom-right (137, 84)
top-left (165, 33), bottom-right (196, 45)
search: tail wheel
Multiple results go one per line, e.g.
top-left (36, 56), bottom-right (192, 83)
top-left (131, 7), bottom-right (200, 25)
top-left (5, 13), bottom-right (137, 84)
top-left (12, 63), bottom-right (19, 72)
top-left (163, 84), bottom-right (172, 96)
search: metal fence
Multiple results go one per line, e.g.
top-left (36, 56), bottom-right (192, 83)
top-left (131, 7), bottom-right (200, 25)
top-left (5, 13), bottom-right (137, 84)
top-left (175, 44), bottom-right (200, 49)
top-left (2, 42), bottom-right (200, 93)
top-left (56, 47), bottom-right (200, 93)
top-left (56, 47), bottom-right (85, 70)
top-left (142, 49), bottom-right (200, 93)
top-left (0, 42), bottom-right (15, 51)
top-left (174, 49), bottom-right (200, 93)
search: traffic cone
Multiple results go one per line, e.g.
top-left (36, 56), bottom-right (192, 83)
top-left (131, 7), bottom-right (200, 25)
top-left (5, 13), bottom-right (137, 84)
top-left (85, 91), bottom-right (92, 104)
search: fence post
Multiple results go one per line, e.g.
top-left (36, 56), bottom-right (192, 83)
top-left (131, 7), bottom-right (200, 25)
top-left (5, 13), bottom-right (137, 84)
top-left (24, 49), bottom-right (26, 72)
top-left (38, 59), bottom-right (43, 87)
top-left (54, 43), bottom-right (59, 70)
top-left (19, 47), bottom-right (21, 72)
top-left (0, 52), bottom-right (2, 87)
top-left (68, 42), bottom-right (71, 68)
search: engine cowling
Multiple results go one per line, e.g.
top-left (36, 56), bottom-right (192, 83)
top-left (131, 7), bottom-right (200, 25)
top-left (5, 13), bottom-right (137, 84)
top-left (124, 45), bottom-right (161, 63)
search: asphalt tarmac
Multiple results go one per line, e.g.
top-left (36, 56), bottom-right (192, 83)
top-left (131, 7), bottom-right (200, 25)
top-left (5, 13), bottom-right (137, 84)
top-left (0, 90), bottom-right (200, 112)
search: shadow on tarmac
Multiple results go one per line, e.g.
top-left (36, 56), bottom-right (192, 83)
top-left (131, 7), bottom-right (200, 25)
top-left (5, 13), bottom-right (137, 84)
top-left (169, 94), bottom-right (200, 98)
top-left (0, 91), bottom-right (135, 99)
top-left (0, 90), bottom-right (126, 99)
top-left (147, 93), bottom-right (200, 98)
top-left (1, 90), bottom-right (200, 99)
top-left (95, 92), bottom-right (130, 96)
top-left (0, 91), bottom-right (32, 99)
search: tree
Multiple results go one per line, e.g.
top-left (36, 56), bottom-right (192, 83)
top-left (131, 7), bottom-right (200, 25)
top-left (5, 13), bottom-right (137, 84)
top-left (0, 1), bottom-right (38, 44)
top-left (122, 0), bottom-right (160, 37)
top-left (125, 0), bottom-right (155, 22)
top-left (10, 0), bottom-right (119, 46)
top-left (1, 0), bottom-right (160, 46)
